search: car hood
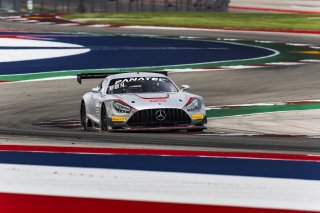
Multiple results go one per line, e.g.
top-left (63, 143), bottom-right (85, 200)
top-left (112, 92), bottom-right (190, 110)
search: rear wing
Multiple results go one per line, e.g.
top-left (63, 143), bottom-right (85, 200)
top-left (76, 71), bottom-right (168, 84)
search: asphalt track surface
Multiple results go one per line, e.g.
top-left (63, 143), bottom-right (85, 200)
top-left (1, 19), bottom-right (320, 154)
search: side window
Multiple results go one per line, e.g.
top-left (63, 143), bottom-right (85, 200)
top-left (98, 80), bottom-right (103, 90)
top-left (103, 79), bottom-right (111, 94)
top-left (107, 81), bottom-right (112, 94)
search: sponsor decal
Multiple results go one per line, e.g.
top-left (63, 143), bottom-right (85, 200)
top-left (150, 99), bottom-right (167, 102)
top-left (192, 114), bottom-right (204, 120)
top-left (109, 77), bottom-right (169, 91)
top-left (114, 77), bottom-right (167, 85)
top-left (112, 116), bottom-right (126, 122)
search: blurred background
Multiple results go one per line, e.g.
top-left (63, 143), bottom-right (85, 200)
top-left (0, 0), bottom-right (230, 13)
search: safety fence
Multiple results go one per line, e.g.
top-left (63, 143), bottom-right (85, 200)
top-left (0, 0), bottom-right (230, 13)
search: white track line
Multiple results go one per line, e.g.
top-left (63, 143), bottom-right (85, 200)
top-left (266, 62), bottom-right (305, 66)
top-left (87, 24), bottom-right (111, 28)
top-left (56, 23), bottom-right (79, 26)
top-left (0, 164), bottom-right (320, 211)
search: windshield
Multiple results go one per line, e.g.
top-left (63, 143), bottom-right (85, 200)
top-left (107, 77), bottom-right (178, 94)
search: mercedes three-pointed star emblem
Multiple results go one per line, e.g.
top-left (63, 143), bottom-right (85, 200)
top-left (155, 110), bottom-right (166, 121)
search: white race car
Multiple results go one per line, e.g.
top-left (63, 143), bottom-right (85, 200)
top-left (79, 72), bottom-right (207, 132)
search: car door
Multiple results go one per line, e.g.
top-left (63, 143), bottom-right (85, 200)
top-left (88, 81), bottom-right (103, 121)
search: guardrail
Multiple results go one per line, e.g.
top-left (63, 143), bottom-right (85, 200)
top-left (0, 0), bottom-right (230, 13)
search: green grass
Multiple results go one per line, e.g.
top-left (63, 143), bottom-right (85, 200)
top-left (206, 103), bottom-right (320, 118)
top-left (63, 12), bottom-right (320, 30)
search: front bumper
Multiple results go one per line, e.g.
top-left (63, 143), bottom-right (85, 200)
top-left (109, 124), bottom-right (206, 132)
top-left (107, 102), bottom-right (207, 131)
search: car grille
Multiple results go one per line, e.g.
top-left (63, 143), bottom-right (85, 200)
top-left (127, 108), bottom-right (191, 128)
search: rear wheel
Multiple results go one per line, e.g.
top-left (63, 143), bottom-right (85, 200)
top-left (100, 104), bottom-right (109, 132)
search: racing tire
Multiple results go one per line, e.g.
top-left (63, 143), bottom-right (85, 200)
top-left (100, 104), bottom-right (109, 132)
top-left (188, 117), bottom-right (207, 132)
top-left (80, 101), bottom-right (89, 131)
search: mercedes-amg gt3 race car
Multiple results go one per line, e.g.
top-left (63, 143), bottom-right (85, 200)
top-left (79, 71), bottom-right (207, 132)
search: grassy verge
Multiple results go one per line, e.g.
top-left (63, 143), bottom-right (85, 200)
top-left (206, 103), bottom-right (320, 118)
top-left (63, 12), bottom-right (320, 30)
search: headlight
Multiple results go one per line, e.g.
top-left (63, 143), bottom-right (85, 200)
top-left (113, 101), bottom-right (131, 113)
top-left (186, 98), bottom-right (201, 111)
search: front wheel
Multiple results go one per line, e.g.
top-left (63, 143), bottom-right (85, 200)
top-left (100, 104), bottom-right (109, 132)
top-left (80, 101), bottom-right (89, 131)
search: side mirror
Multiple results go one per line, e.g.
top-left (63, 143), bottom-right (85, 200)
top-left (91, 87), bottom-right (101, 93)
top-left (180, 85), bottom-right (190, 91)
